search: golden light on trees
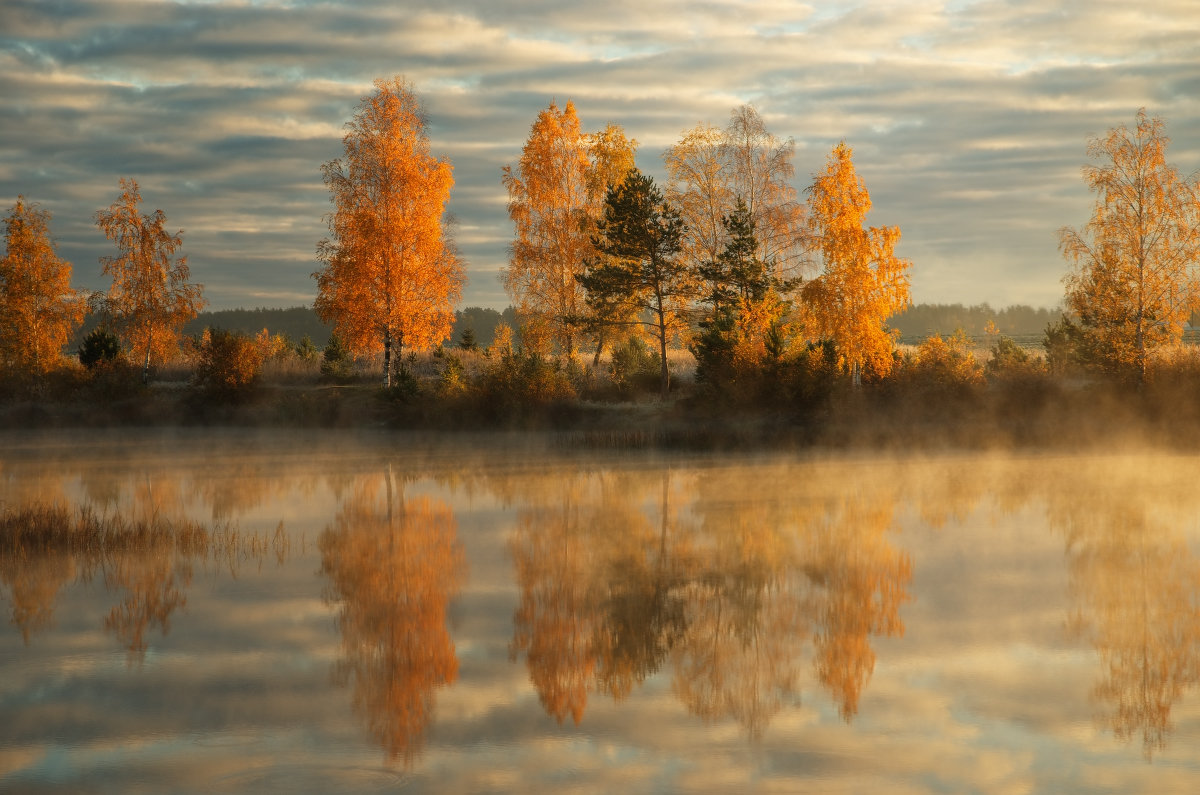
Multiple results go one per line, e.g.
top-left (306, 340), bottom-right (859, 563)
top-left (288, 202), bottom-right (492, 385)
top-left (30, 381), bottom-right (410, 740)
top-left (1060, 109), bottom-right (1200, 380)
top-left (664, 122), bottom-right (733, 285)
top-left (315, 76), bottom-right (464, 388)
top-left (579, 169), bottom-right (692, 397)
top-left (585, 123), bottom-right (639, 210)
top-left (802, 142), bottom-right (911, 384)
top-left (95, 178), bottom-right (205, 384)
top-left (0, 196), bottom-right (85, 380)
top-left (664, 107), bottom-right (806, 286)
top-left (722, 105), bottom-right (807, 278)
top-left (501, 101), bottom-right (595, 356)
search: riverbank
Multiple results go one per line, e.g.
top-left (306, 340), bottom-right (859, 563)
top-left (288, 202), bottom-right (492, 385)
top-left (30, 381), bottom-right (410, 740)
top-left (5, 374), bottom-right (1200, 453)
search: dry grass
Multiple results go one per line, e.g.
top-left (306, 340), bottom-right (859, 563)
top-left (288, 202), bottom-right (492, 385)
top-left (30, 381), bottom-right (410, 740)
top-left (0, 503), bottom-right (291, 570)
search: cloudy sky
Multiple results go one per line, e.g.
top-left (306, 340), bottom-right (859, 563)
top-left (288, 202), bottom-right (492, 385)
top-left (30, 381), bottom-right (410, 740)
top-left (3, 1), bottom-right (1199, 311)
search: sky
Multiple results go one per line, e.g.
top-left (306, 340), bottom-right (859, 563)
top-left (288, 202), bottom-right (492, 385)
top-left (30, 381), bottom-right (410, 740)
top-left (2, 0), bottom-right (1199, 312)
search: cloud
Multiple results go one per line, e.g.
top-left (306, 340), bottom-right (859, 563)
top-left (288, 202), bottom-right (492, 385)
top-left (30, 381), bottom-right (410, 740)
top-left (2, 0), bottom-right (1199, 310)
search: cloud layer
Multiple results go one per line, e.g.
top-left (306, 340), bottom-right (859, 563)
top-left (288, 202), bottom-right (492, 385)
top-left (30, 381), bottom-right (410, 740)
top-left (3, 0), bottom-right (1199, 310)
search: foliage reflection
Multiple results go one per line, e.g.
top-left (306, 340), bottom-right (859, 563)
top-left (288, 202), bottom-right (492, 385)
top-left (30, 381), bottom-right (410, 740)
top-left (1046, 462), bottom-right (1200, 759)
top-left (319, 467), bottom-right (466, 766)
top-left (508, 463), bottom-right (912, 737)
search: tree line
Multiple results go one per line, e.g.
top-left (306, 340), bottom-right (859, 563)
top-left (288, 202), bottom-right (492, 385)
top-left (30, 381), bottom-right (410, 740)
top-left (2, 75), bottom-right (1196, 401)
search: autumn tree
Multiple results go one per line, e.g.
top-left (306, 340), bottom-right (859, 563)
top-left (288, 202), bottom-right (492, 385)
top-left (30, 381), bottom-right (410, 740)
top-left (1060, 110), bottom-right (1200, 380)
top-left (0, 197), bottom-right (86, 379)
top-left (315, 76), bottom-right (464, 388)
top-left (578, 170), bottom-right (692, 397)
top-left (586, 123), bottom-right (639, 210)
top-left (95, 178), bottom-right (205, 384)
top-left (722, 106), bottom-right (807, 278)
top-left (665, 108), bottom-right (805, 285)
top-left (502, 101), bottom-right (593, 356)
top-left (802, 143), bottom-right (911, 384)
top-left (665, 122), bottom-right (732, 289)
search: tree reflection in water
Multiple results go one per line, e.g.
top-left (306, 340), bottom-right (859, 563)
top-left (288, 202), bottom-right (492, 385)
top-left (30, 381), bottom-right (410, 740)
top-left (319, 467), bottom-right (466, 766)
top-left (508, 464), bottom-right (913, 738)
top-left (1049, 467), bottom-right (1200, 759)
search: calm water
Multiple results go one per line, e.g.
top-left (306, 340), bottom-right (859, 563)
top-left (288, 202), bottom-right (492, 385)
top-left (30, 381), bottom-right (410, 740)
top-left (2, 429), bottom-right (1200, 793)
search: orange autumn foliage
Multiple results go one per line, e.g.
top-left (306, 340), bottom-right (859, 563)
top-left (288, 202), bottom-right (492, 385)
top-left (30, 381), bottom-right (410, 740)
top-left (95, 178), bottom-right (205, 382)
top-left (803, 142), bottom-right (911, 383)
top-left (502, 101), bottom-right (597, 356)
top-left (315, 76), bottom-right (464, 387)
top-left (0, 196), bottom-right (85, 377)
top-left (1060, 109), bottom-right (1200, 379)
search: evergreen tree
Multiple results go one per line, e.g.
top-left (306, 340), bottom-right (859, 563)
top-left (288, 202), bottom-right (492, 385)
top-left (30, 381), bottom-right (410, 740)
top-left (578, 170), bottom-right (692, 397)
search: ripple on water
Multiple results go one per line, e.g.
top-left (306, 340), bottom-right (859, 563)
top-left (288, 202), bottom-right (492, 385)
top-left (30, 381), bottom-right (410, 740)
top-left (216, 763), bottom-right (408, 793)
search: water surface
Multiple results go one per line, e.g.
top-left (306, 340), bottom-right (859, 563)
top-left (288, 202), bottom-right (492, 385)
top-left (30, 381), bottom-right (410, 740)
top-left (2, 429), bottom-right (1200, 793)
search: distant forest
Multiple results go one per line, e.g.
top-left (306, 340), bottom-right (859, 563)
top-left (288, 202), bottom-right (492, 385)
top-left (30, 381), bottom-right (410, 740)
top-left (70, 303), bottom-right (1064, 352)
top-left (887, 303), bottom-right (1064, 341)
top-left (175, 306), bottom-right (522, 349)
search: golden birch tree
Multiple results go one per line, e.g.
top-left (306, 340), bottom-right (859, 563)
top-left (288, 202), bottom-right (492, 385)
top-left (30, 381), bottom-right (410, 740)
top-left (0, 197), bottom-right (86, 379)
top-left (721, 106), bottom-right (806, 279)
top-left (802, 142), bottom-right (911, 384)
top-left (586, 123), bottom-right (639, 208)
top-left (664, 122), bottom-right (734, 296)
top-left (95, 178), bottom-right (204, 384)
top-left (1060, 109), bottom-right (1200, 380)
top-left (501, 100), bottom-right (594, 356)
top-left (315, 76), bottom-right (464, 387)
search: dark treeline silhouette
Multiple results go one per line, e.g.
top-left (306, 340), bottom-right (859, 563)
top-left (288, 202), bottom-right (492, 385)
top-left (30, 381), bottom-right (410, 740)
top-left (68, 302), bottom-right (1061, 355)
top-left (68, 305), bottom-right (522, 353)
top-left (887, 303), bottom-right (1063, 341)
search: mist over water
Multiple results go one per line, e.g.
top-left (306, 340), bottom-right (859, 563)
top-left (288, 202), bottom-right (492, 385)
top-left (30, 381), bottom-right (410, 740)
top-left (2, 430), bottom-right (1200, 793)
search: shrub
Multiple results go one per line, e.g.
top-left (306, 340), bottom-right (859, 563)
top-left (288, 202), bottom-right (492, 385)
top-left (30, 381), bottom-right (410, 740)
top-left (987, 335), bottom-right (1046, 380)
top-left (781, 339), bottom-right (840, 411)
top-left (907, 330), bottom-right (984, 394)
top-left (457, 327), bottom-right (478, 352)
top-left (78, 327), bottom-right (122, 370)
top-left (609, 334), bottom-right (661, 396)
top-left (474, 347), bottom-right (576, 419)
top-left (192, 328), bottom-right (262, 401)
top-left (437, 351), bottom-right (467, 396)
top-left (295, 334), bottom-right (320, 363)
top-left (320, 333), bottom-right (354, 382)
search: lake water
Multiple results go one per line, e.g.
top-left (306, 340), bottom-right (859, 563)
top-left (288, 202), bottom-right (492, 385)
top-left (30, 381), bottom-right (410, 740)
top-left (2, 429), bottom-right (1200, 793)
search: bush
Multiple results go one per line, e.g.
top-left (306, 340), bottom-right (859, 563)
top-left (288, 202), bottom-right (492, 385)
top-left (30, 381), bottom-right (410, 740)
top-left (437, 351), bottom-right (467, 397)
top-left (906, 330), bottom-right (984, 395)
top-left (78, 327), bottom-right (122, 370)
top-left (192, 328), bottom-right (262, 401)
top-left (473, 347), bottom-right (576, 419)
top-left (320, 333), bottom-right (354, 382)
top-left (609, 335), bottom-right (661, 397)
top-left (780, 339), bottom-right (840, 411)
top-left (457, 327), bottom-right (478, 352)
top-left (295, 334), bottom-right (320, 363)
top-left (987, 335), bottom-right (1046, 381)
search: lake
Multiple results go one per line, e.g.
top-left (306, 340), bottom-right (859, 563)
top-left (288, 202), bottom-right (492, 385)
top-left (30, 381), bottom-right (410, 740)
top-left (2, 429), bottom-right (1200, 793)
